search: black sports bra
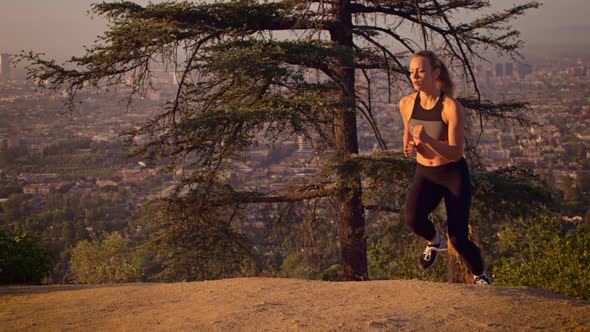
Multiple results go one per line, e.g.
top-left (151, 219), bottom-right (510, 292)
top-left (408, 92), bottom-right (448, 141)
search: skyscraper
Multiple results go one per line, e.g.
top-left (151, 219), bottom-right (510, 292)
top-left (517, 63), bottom-right (533, 78)
top-left (0, 138), bottom-right (8, 151)
top-left (0, 53), bottom-right (10, 80)
top-left (495, 63), bottom-right (503, 77)
top-left (505, 63), bottom-right (514, 77)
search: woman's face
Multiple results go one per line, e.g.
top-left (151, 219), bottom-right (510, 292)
top-left (409, 56), bottom-right (440, 92)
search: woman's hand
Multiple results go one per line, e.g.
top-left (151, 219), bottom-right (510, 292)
top-left (411, 125), bottom-right (430, 146)
top-left (404, 140), bottom-right (416, 157)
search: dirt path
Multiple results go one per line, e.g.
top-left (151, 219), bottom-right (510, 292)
top-left (1, 277), bottom-right (589, 331)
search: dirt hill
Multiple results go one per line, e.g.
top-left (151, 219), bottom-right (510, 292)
top-left (1, 277), bottom-right (589, 331)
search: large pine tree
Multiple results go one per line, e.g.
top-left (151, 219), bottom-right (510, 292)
top-left (21, 0), bottom-right (540, 281)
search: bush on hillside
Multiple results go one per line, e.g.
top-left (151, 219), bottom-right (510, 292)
top-left (367, 216), bottom-right (447, 282)
top-left (0, 227), bottom-right (53, 284)
top-left (493, 212), bottom-right (590, 300)
top-left (70, 231), bottom-right (147, 283)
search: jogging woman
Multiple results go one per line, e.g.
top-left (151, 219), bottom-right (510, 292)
top-left (399, 50), bottom-right (492, 285)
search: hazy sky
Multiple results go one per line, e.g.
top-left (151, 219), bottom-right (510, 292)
top-left (1, 0), bottom-right (588, 60)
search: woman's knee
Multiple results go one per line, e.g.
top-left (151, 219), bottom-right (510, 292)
top-left (448, 234), bottom-right (474, 252)
top-left (403, 203), bottom-right (420, 228)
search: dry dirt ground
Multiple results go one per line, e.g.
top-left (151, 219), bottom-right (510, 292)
top-left (1, 277), bottom-right (589, 331)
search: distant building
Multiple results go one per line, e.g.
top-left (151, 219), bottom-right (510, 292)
top-left (68, 182), bottom-right (95, 194)
top-left (112, 168), bottom-right (156, 184)
top-left (23, 183), bottom-right (56, 195)
top-left (297, 135), bottom-right (312, 152)
top-left (0, 138), bottom-right (8, 151)
top-left (495, 63), bottom-right (503, 77)
top-left (170, 72), bottom-right (180, 85)
top-left (517, 63), bottom-right (533, 78)
top-left (68, 187), bottom-right (92, 194)
top-left (567, 66), bottom-right (586, 77)
top-left (488, 149), bottom-right (510, 161)
top-left (17, 173), bottom-right (58, 183)
top-left (0, 53), bottom-right (10, 80)
top-left (96, 178), bottom-right (120, 187)
top-left (505, 63), bottom-right (514, 77)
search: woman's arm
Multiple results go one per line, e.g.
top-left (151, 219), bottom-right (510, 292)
top-left (411, 99), bottom-right (465, 160)
top-left (399, 96), bottom-right (416, 157)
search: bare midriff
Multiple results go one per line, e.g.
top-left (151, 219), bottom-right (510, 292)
top-left (415, 139), bottom-right (461, 167)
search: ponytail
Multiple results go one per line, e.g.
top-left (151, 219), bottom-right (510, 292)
top-left (413, 50), bottom-right (454, 97)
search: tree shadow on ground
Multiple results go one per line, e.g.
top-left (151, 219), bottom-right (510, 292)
top-left (0, 283), bottom-right (141, 296)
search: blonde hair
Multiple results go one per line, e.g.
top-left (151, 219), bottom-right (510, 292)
top-left (413, 50), bottom-right (454, 97)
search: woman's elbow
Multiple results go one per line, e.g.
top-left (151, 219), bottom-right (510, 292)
top-left (448, 144), bottom-right (464, 160)
top-left (453, 147), bottom-right (465, 160)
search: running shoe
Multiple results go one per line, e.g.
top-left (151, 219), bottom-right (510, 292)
top-left (419, 236), bottom-right (447, 269)
top-left (474, 273), bottom-right (493, 286)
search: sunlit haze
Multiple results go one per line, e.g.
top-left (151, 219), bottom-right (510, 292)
top-left (1, 0), bottom-right (589, 60)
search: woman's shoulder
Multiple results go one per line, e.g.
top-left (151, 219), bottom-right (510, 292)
top-left (399, 92), bottom-right (419, 108)
top-left (442, 94), bottom-right (463, 114)
top-left (441, 94), bottom-right (464, 113)
top-left (441, 94), bottom-right (465, 123)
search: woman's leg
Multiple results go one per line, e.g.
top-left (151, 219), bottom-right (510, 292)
top-left (404, 166), bottom-right (445, 242)
top-left (442, 160), bottom-right (484, 276)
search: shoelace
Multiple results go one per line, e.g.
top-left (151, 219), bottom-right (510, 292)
top-left (474, 276), bottom-right (492, 285)
top-left (422, 245), bottom-right (436, 261)
top-left (422, 239), bottom-right (448, 261)
top-left (422, 242), bottom-right (445, 261)
top-left (422, 243), bottom-right (445, 261)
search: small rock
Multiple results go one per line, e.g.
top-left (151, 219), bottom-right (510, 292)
top-left (368, 321), bottom-right (387, 329)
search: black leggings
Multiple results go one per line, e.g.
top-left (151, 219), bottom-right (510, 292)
top-left (404, 157), bottom-right (484, 275)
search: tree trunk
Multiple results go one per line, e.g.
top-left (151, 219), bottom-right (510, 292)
top-left (446, 244), bottom-right (471, 284)
top-left (331, 0), bottom-right (368, 281)
top-left (446, 225), bottom-right (478, 284)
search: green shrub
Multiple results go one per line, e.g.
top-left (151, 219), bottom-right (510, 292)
top-left (368, 217), bottom-right (447, 282)
top-left (494, 213), bottom-right (590, 300)
top-left (321, 263), bottom-right (343, 281)
top-left (70, 231), bottom-right (145, 283)
top-left (0, 227), bottom-right (53, 284)
top-left (279, 251), bottom-right (312, 278)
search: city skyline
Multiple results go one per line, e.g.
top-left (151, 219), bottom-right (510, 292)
top-left (1, 0), bottom-right (589, 61)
